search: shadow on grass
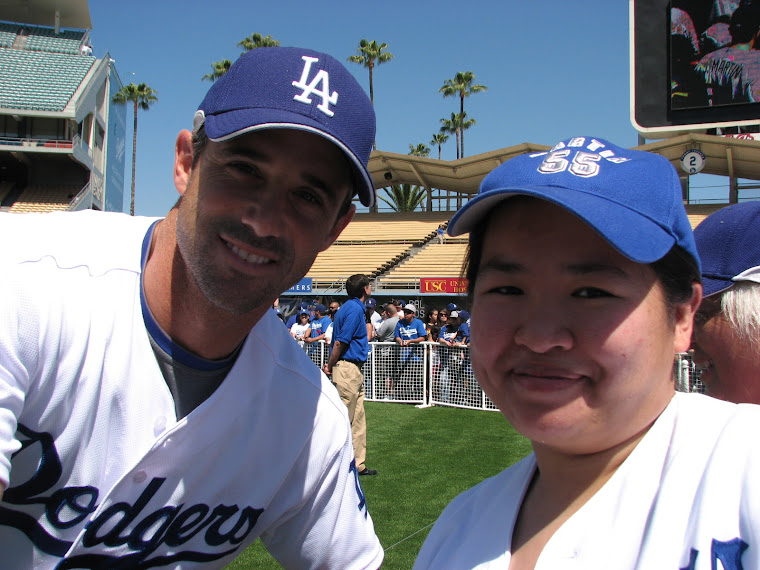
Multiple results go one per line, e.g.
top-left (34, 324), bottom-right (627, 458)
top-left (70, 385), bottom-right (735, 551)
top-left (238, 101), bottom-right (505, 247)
top-left (225, 402), bottom-right (531, 569)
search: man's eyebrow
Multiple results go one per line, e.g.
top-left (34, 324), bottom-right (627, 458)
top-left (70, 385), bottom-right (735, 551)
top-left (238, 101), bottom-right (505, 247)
top-left (218, 146), bottom-right (268, 161)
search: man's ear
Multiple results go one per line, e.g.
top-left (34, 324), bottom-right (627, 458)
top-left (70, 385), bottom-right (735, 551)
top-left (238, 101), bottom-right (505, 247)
top-left (674, 282), bottom-right (703, 353)
top-left (320, 203), bottom-right (356, 252)
top-left (174, 130), bottom-right (194, 197)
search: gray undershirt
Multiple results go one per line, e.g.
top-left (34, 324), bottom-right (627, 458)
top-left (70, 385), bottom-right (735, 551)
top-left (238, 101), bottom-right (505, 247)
top-left (148, 334), bottom-right (240, 418)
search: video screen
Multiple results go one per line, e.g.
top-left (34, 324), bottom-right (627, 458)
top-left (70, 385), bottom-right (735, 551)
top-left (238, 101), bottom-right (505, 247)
top-left (670, 0), bottom-right (760, 110)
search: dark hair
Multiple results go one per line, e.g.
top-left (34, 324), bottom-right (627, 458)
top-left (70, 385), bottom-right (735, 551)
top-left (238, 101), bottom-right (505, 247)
top-left (463, 207), bottom-right (701, 321)
top-left (192, 124), bottom-right (354, 218)
top-left (346, 273), bottom-right (370, 299)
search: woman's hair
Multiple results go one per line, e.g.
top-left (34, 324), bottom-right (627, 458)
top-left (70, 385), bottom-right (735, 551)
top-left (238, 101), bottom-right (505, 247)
top-left (463, 204), bottom-right (701, 322)
top-left (720, 282), bottom-right (760, 353)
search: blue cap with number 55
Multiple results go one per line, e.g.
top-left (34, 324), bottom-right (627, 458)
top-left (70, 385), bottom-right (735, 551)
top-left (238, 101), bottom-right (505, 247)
top-left (447, 135), bottom-right (700, 270)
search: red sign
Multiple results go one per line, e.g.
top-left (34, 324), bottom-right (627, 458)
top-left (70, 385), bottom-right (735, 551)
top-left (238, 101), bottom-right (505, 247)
top-left (420, 278), bottom-right (469, 294)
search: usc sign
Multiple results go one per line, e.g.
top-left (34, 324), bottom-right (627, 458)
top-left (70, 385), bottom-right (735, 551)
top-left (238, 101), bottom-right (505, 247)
top-left (420, 278), bottom-right (469, 294)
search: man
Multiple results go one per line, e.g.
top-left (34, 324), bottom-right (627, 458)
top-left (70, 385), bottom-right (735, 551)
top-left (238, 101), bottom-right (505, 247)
top-left (395, 304), bottom-right (427, 400)
top-left (437, 311), bottom-right (470, 403)
top-left (375, 303), bottom-right (401, 399)
top-left (0, 47), bottom-right (383, 568)
top-left (691, 200), bottom-right (760, 404)
top-left (304, 303), bottom-right (331, 364)
top-left (325, 300), bottom-right (341, 344)
top-left (324, 274), bottom-right (377, 476)
top-left (366, 297), bottom-right (382, 332)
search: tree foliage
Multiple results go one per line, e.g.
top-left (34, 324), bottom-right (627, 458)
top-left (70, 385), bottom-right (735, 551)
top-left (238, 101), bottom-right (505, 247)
top-left (409, 143), bottom-right (431, 157)
top-left (203, 33), bottom-right (279, 82)
top-left (238, 33), bottom-right (280, 52)
top-left (379, 183), bottom-right (426, 212)
top-left (201, 59), bottom-right (232, 82)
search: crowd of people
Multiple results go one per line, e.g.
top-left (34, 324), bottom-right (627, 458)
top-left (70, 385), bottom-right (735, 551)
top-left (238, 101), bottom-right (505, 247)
top-left (671, 0), bottom-right (760, 108)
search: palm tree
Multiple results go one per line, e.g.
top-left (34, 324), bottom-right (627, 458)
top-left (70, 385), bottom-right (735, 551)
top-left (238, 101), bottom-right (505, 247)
top-left (113, 83), bottom-right (158, 216)
top-left (379, 183), bottom-right (426, 212)
top-left (409, 143), bottom-right (431, 157)
top-left (439, 71), bottom-right (487, 158)
top-left (347, 39), bottom-right (393, 153)
top-left (347, 39), bottom-right (394, 106)
top-left (430, 133), bottom-right (449, 160)
top-left (237, 32), bottom-right (280, 52)
top-left (202, 59), bottom-right (232, 82)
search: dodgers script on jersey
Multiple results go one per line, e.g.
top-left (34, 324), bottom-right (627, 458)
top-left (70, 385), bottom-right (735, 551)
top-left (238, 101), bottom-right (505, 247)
top-left (0, 211), bottom-right (383, 568)
top-left (415, 393), bottom-right (760, 569)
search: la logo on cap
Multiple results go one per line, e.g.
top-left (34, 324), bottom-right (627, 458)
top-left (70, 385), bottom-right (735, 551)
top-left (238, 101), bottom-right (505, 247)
top-left (292, 56), bottom-right (339, 117)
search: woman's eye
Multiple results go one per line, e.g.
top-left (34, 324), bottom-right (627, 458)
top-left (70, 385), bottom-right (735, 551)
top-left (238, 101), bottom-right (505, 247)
top-left (490, 285), bottom-right (523, 295)
top-left (574, 287), bottom-right (613, 299)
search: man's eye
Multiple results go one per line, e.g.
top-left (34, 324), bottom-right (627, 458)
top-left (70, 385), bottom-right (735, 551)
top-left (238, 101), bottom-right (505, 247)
top-left (230, 162), bottom-right (258, 176)
top-left (574, 287), bottom-right (613, 299)
top-left (296, 189), bottom-right (323, 206)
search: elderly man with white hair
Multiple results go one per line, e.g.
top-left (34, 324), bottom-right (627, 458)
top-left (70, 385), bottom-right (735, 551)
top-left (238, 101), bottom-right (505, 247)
top-left (692, 200), bottom-right (760, 404)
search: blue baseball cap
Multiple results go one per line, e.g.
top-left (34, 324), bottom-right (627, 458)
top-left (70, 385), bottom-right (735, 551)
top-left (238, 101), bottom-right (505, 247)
top-left (458, 310), bottom-right (470, 320)
top-left (448, 136), bottom-right (700, 271)
top-left (314, 303), bottom-right (327, 314)
top-left (193, 47), bottom-right (377, 207)
top-left (694, 201), bottom-right (760, 297)
top-left (446, 303), bottom-right (458, 312)
top-left (365, 297), bottom-right (377, 309)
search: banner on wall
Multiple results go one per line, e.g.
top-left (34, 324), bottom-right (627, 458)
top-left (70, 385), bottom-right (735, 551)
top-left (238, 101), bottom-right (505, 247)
top-left (284, 278), bottom-right (312, 294)
top-left (420, 278), bottom-right (468, 294)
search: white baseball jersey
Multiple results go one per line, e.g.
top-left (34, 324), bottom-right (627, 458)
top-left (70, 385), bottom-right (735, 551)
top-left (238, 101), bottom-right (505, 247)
top-left (415, 392), bottom-right (760, 569)
top-left (0, 211), bottom-right (383, 569)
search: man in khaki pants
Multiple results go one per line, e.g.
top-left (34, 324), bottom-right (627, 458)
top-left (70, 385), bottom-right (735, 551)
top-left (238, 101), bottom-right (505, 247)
top-left (324, 274), bottom-right (378, 476)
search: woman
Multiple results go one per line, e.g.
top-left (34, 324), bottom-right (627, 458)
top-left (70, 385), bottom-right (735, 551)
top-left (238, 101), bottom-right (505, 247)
top-left (425, 308), bottom-right (440, 340)
top-left (289, 311), bottom-right (310, 348)
top-left (415, 136), bottom-right (760, 569)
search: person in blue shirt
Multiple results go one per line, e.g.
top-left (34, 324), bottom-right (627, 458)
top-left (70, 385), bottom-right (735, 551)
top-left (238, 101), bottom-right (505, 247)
top-left (438, 311), bottom-right (470, 403)
top-left (304, 304), bottom-right (331, 364)
top-left (394, 304), bottom-right (427, 400)
top-left (324, 274), bottom-right (377, 476)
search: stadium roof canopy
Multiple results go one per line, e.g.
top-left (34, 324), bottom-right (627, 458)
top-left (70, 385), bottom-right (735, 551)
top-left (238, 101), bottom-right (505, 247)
top-left (368, 133), bottom-right (760, 195)
top-left (0, 0), bottom-right (91, 29)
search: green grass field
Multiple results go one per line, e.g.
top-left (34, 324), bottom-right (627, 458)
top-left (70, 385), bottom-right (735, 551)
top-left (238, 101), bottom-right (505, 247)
top-left (225, 402), bottom-right (532, 569)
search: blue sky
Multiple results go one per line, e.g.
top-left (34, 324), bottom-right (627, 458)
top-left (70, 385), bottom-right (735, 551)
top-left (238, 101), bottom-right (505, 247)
top-left (86, 0), bottom-right (719, 217)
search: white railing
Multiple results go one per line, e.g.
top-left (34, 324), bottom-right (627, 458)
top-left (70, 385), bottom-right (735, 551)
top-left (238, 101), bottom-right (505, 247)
top-left (299, 340), bottom-right (703, 411)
